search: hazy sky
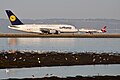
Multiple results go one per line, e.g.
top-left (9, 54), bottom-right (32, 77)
top-left (0, 0), bottom-right (120, 19)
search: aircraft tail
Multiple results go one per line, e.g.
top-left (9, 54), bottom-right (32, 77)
top-left (5, 10), bottom-right (23, 25)
top-left (101, 26), bottom-right (107, 32)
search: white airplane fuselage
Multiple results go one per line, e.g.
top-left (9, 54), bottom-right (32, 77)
top-left (8, 24), bottom-right (78, 34)
top-left (79, 28), bottom-right (103, 33)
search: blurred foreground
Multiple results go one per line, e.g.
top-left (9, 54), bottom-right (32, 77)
top-left (0, 50), bottom-right (120, 69)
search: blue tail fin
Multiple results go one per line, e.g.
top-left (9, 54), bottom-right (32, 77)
top-left (5, 10), bottom-right (23, 25)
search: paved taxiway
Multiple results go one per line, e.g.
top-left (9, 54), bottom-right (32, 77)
top-left (0, 33), bottom-right (120, 38)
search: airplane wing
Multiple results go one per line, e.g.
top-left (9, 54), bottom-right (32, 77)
top-left (86, 31), bottom-right (96, 34)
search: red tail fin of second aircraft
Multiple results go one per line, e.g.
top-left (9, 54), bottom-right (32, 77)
top-left (101, 26), bottom-right (107, 32)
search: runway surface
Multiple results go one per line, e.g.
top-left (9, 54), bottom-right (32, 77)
top-left (0, 33), bottom-right (120, 38)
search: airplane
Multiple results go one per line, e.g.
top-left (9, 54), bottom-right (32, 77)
top-left (79, 26), bottom-right (107, 34)
top-left (5, 10), bottom-right (78, 34)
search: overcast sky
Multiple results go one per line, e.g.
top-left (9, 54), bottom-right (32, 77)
top-left (0, 0), bottom-right (120, 19)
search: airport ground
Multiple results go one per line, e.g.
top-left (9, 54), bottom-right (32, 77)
top-left (0, 33), bottom-right (120, 38)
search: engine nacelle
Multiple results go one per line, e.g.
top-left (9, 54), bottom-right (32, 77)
top-left (49, 29), bottom-right (60, 34)
top-left (40, 28), bottom-right (60, 34)
top-left (49, 29), bottom-right (57, 34)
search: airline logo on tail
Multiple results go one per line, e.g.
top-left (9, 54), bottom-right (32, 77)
top-left (5, 10), bottom-right (23, 25)
top-left (10, 15), bottom-right (16, 22)
top-left (101, 26), bottom-right (107, 32)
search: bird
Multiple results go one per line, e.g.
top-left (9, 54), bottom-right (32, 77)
top-left (5, 69), bottom-right (9, 74)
